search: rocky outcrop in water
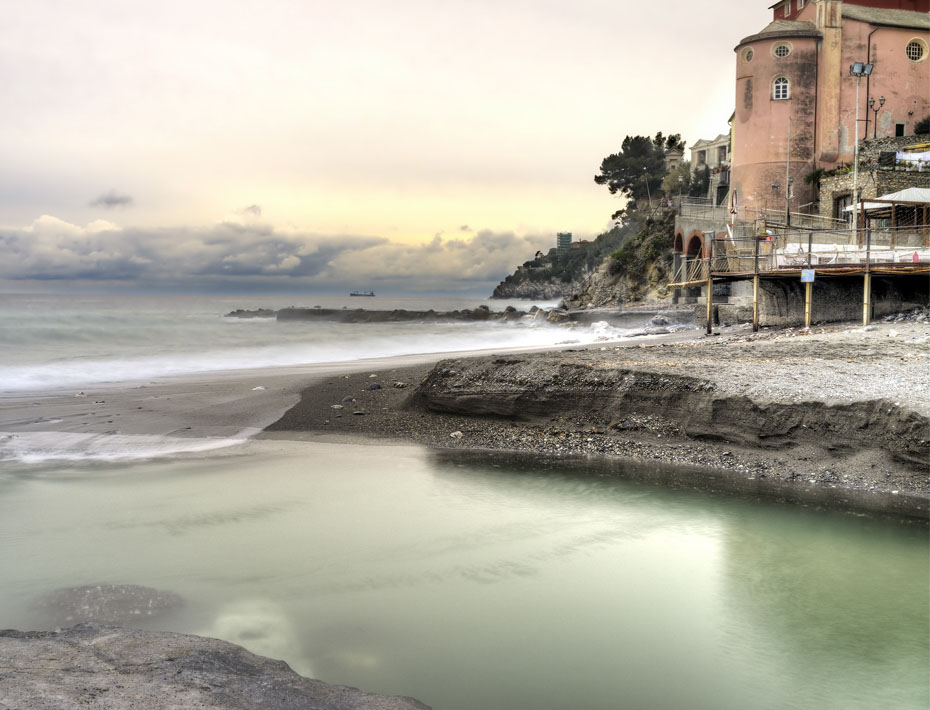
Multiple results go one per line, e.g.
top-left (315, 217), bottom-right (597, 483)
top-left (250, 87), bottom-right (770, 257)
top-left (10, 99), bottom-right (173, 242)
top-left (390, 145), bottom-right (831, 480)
top-left (34, 584), bottom-right (183, 627)
top-left (227, 305), bottom-right (530, 323)
top-left (0, 624), bottom-right (430, 710)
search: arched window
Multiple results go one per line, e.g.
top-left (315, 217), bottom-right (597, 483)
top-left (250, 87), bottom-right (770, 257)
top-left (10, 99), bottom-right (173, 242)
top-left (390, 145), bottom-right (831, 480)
top-left (772, 76), bottom-right (790, 100)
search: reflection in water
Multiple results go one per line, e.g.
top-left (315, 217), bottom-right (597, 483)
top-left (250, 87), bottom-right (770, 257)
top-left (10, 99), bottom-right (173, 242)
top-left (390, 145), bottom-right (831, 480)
top-left (0, 439), bottom-right (926, 710)
top-left (199, 598), bottom-right (313, 677)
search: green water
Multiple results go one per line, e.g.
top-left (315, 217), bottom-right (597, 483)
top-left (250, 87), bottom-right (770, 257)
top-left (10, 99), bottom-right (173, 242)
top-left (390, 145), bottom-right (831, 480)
top-left (0, 439), bottom-right (926, 709)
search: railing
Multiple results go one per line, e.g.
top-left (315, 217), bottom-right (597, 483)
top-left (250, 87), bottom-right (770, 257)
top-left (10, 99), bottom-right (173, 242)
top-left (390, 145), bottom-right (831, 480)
top-left (671, 226), bottom-right (928, 283)
top-left (712, 226), bottom-right (929, 273)
top-left (671, 256), bottom-right (708, 284)
top-left (679, 200), bottom-right (729, 222)
top-left (756, 208), bottom-right (848, 231)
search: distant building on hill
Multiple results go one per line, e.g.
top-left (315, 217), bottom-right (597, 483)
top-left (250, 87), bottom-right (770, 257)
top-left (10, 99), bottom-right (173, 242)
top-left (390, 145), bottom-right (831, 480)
top-left (557, 232), bottom-right (572, 253)
top-left (664, 147), bottom-right (684, 172)
top-left (690, 133), bottom-right (732, 205)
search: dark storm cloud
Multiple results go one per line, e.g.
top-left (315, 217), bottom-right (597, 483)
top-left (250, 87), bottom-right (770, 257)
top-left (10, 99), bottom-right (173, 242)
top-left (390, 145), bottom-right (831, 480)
top-left (0, 216), bottom-right (553, 292)
top-left (89, 190), bottom-right (134, 209)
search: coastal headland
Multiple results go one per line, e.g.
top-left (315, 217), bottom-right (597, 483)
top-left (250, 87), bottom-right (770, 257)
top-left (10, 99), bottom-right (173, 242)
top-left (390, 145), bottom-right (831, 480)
top-left (265, 312), bottom-right (930, 519)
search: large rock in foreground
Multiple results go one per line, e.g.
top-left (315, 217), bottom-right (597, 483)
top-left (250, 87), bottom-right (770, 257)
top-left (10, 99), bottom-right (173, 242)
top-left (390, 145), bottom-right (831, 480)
top-left (0, 624), bottom-right (430, 709)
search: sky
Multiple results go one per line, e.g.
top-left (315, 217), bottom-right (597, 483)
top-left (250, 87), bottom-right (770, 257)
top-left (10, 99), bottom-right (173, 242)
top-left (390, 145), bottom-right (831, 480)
top-left (0, 0), bottom-right (770, 294)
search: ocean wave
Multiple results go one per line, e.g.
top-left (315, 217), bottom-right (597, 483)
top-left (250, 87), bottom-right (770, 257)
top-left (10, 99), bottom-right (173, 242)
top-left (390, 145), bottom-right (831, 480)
top-left (0, 317), bottom-right (687, 393)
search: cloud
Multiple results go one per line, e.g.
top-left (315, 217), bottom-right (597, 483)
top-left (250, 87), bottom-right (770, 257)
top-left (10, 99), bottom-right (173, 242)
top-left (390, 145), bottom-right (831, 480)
top-left (0, 215), bottom-right (553, 293)
top-left (89, 190), bottom-right (133, 209)
top-left (459, 225), bottom-right (471, 232)
top-left (240, 204), bottom-right (262, 216)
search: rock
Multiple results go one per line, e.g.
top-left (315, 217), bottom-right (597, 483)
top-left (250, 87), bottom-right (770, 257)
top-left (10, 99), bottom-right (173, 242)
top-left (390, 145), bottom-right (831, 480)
top-left (367, 383), bottom-right (382, 390)
top-left (352, 410), bottom-right (366, 416)
top-left (33, 584), bottom-right (183, 626)
top-left (331, 404), bottom-right (344, 410)
top-left (392, 382), bottom-right (408, 389)
top-left (224, 309), bottom-right (276, 319)
top-left (546, 309), bottom-right (570, 324)
top-left (0, 624), bottom-right (430, 709)
top-left (450, 431), bottom-right (464, 439)
top-left (341, 396), bottom-right (356, 403)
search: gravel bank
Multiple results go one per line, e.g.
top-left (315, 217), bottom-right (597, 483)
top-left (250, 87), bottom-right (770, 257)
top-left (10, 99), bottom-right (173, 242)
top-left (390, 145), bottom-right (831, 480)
top-left (265, 312), bottom-right (930, 518)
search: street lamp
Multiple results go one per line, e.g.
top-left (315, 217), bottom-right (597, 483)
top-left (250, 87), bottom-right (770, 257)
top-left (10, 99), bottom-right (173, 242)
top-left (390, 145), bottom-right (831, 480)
top-left (850, 62), bottom-right (874, 236)
top-left (643, 167), bottom-right (652, 208)
top-left (869, 95), bottom-right (885, 139)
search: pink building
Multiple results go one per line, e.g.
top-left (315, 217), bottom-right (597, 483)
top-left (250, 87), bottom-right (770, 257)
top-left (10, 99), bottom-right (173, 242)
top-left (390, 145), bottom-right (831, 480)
top-left (730, 0), bottom-right (929, 218)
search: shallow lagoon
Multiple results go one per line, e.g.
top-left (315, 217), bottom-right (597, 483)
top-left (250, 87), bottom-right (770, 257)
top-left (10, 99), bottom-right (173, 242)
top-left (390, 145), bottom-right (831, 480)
top-left (1, 439), bottom-right (927, 710)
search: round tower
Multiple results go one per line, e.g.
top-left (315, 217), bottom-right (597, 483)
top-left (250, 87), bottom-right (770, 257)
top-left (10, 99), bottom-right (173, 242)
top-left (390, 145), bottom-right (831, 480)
top-left (732, 24), bottom-right (822, 220)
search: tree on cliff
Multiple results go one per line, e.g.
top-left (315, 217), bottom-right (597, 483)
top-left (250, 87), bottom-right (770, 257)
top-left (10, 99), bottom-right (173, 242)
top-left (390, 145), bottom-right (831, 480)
top-left (594, 133), bottom-right (684, 218)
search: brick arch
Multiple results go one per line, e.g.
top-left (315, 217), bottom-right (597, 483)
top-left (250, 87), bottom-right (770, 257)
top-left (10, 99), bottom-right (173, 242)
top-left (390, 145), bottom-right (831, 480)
top-left (686, 231), bottom-right (704, 257)
top-left (673, 229), bottom-right (685, 253)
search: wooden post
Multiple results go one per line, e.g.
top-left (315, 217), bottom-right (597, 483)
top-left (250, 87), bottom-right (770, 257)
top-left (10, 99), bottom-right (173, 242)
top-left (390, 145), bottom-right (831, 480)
top-left (890, 202), bottom-right (896, 253)
top-left (804, 232), bottom-right (813, 329)
top-left (705, 236), bottom-right (713, 335)
top-left (858, 199), bottom-right (865, 247)
top-left (752, 233), bottom-right (760, 332)
top-left (920, 205), bottom-right (930, 247)
top-left (863, 228), bottom-right (872, 326)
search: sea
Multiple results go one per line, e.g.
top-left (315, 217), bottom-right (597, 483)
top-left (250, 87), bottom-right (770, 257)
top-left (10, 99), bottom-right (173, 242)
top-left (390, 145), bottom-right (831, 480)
top-left (0, 292), bottom-right (927, 710)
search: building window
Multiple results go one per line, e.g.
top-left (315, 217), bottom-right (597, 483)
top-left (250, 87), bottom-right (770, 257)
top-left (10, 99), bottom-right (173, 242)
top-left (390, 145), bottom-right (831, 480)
top-left (718, 146), bottom-right (728, 163)
top-left (742, 48), bottom-right (754, 63)
top-left (834, 194), bottom-right (853, 222)
top-left (697, 150), bottom-right (706, 166)
top-left (896, 123), bottom-right (906, 137)
top-left (772, 76), bottom-right (790, 100)
top-left (784, 0), bottom-right (791, 16)
top-left (798, 0), bottom-right (805, 8)
top-left (774, 43), bottom-right (791, 58)
top-left (906, 39), bottom-right (927, 62)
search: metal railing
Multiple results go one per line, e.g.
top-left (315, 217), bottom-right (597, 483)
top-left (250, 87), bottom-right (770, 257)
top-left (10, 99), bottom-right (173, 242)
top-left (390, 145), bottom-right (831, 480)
top-left (755, 208), bottom-right (848, 231)
top-left (671, 226), bottom-right (929, 283)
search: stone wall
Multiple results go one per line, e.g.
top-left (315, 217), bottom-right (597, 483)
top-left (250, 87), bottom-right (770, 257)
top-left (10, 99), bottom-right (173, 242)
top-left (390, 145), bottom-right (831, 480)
top-left (818, 135), bottom-right (930, 218)
top-left (702, 274), bottom-right (929, 327)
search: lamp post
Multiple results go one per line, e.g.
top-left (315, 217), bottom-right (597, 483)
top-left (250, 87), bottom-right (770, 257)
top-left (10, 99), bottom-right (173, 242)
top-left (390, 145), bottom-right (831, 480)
top-left (850, 62), bottom-right (874, 237)
top-left (644, 167), bottom-right (652, 209)
top-left (869, 95), bottom-right (885, 139)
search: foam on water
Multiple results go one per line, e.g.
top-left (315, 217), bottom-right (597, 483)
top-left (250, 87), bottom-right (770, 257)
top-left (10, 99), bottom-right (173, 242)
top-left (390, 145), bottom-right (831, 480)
top-left (0, 317), bottom-right (652, 393)
top-left (0, 431), bottom-right (254, 464)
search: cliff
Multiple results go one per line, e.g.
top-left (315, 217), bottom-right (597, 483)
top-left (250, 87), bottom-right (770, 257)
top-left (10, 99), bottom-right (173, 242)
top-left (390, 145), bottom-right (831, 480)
top-left (491, 207), bottom-right (677, 307)
top-left (562, 208), bottom-right (677, 308)
top-left (490, 221), bottom-right (639, 301)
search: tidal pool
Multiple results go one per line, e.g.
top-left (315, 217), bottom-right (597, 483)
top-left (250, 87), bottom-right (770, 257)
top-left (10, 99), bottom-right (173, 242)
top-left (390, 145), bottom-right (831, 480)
top-left (1, 439), bottom-right (926, 709)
